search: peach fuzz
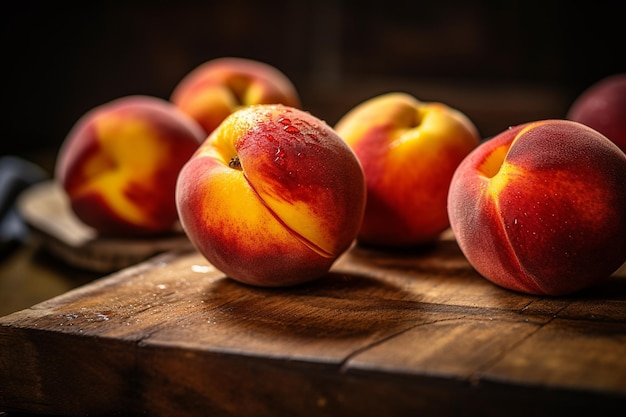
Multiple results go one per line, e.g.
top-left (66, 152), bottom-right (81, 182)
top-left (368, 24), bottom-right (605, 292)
top-left (448, 119), bottom-right (626, 296)
top-left (566, 73), bottom-right (626, 153)
top-left (55, 95), bottom-right (205, 236)
top-left (170, 57), bottom-right (301, 136)
top-left (175, 104), bottom-right (366, 287)
top-left (334, 92), bottom-right (480, 247)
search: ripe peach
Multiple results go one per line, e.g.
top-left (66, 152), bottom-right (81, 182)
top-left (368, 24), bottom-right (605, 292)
top-left (334, 92), bottom-right (480, 247)
top-left (55, 95), bottom-right (205, 236)
top-left (170, 57), bottom-right (301, 136)
top-left (448, 119), bottom-right (626, 296)
top-left (175, 104), bottom-right (366, 287)
top-left (566, 73), bottom-right (626, 153)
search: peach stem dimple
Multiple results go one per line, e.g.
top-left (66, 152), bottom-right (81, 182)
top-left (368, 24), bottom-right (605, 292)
top-left (228, 156), bottom-right (242, 170)
top-left (479, 144), bottom-right (510, 178)
top-left (412, 108), bottom-right (426, 129)
top-left (226, 77), bottom-right (249, 106)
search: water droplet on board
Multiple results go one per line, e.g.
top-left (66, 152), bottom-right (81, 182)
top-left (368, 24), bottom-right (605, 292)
top-left (95, 313), bottom-right (110, 321)
top-left (191, 265), bottom-right (214, 273)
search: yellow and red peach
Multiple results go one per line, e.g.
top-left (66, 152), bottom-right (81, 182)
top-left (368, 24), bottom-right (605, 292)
top-left (55, 95), bottom-right (205, 236)
top-left (175, 104), bottom-right (366, 287)
top-left (566, 73), bottom-right (626, 153)
top-left (170, 57), bottom-right (301, 136)
top-left (447, 119), bottom-right (626, 296)
top-left (334, 92), bottom-right (480, 247)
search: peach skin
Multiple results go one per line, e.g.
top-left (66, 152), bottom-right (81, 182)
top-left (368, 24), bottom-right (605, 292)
top-left (170, 57), bottom-right (301, 136)
top-left (448, 119), bottom-right (626, 296)
top-left (566, 73), bottom-right (626, 153)
top-left (55, 95), bottom-right (205, 236)
top-left (175, 104), bottom-right (366, 287)
top-left (334, 92), bottom-right (480, 247)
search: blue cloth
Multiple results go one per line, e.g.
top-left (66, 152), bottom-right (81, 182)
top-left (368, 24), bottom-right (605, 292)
top-left (0, 156), bottom-right (49, 256)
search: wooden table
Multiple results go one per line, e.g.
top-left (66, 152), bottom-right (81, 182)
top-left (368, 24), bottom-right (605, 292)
top-left (1, 231), bottom-right (625, 416)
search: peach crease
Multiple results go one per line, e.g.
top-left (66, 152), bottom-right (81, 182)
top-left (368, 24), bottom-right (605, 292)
top-left (241, 169), bottom-right (335, 259)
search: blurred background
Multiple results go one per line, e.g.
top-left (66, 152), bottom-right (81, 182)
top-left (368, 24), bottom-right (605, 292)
top-left (2, 0), bottom-right (625, 171)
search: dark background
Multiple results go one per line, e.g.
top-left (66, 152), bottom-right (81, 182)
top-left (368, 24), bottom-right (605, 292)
top-left (3, 0), bottom-right (624, 172)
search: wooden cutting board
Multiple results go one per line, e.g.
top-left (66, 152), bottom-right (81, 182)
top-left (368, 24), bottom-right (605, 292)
top-left (1, 231), bottom-right (625, 416)
top-left (16, 181), bottom-right (193, 273)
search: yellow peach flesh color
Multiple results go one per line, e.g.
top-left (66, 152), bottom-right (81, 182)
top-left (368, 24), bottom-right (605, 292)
top-left (80, 116), bottom-right (169, 226)
top-left (254, 188), bottom-right (334, 258)
top-left (206, 151), bottom-right (334, 259)
top-left (188, 88), bottom-right (236, 119)
top-left (479, 136), bottom-right (525, 199)
top-left (206, 168), bottom-right (285, 240)
top-left (487, 163), bottom-right (523, 199)
top-left (387, 109), bottom-right (422, 150)
top-left (338, 93), bottom-right (418, 146)
top-left (199, 121), bottom-right (238, 166)
top-left (243, 81), bottom-right (267, 106)
top-left (391, 104), bottom-right (470, 155)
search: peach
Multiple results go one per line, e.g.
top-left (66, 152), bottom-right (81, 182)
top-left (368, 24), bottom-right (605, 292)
top-left (448, 119), bottom-right (626, 296)
top-left (55, 95), bottom-right (205, 236)
top-left (334, 92), bottom-right (480, 247)
top-left (175, 104), bottom-right (366, 287)
top-left (170, 57), bottom-right (301, 136)
top-left (566, 73), bottom-right (626, 153)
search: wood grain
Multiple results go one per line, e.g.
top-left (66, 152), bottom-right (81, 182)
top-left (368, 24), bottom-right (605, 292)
top-left (1, 233), bottom-right (625, 416)
top-left (17, 180), bottom-right (193, 273)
